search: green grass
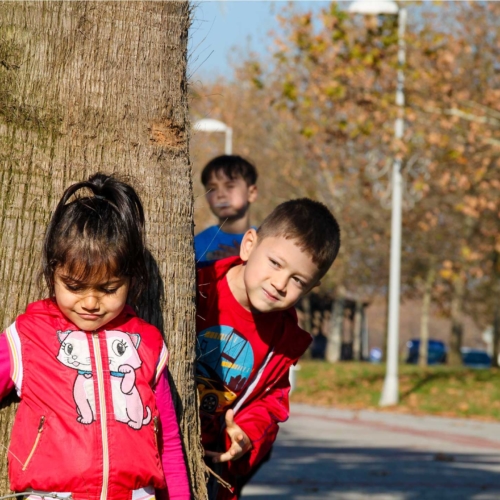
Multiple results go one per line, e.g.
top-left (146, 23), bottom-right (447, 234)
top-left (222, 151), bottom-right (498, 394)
top-left (292, 361), bottom-right (500, 420)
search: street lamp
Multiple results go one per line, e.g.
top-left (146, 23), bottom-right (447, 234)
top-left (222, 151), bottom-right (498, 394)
top-left (193, 118), bottom-right (233, 155)
top-left (348, 0), bottom-right (407, 406)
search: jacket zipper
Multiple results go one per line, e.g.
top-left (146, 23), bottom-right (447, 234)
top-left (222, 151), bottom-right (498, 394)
top-left (22, 416), bottom-right (45, 471)
top-left (92, 332), bottom-right (109, 500)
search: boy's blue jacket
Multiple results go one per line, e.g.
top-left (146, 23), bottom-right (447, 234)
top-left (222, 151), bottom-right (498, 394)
top-left (194, 225), bottom-right (247, 263)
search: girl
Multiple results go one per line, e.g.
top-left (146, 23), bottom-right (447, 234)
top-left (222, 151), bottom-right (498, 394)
top-left (0, 174), bottom-right (190, 500)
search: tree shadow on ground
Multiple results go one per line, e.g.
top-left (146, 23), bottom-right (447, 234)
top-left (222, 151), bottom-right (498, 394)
top-left (241, 433), bottom-right (500, 500)
top-left (399, 372), bottom-right (442, 401)
top-left (399, 368), bottom-right (500, 402)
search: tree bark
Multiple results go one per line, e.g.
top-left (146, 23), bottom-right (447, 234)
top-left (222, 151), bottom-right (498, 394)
top-left (326, 298), bottom-right (344, 363)
top-left (352, 301), bottom-right (363, 361)
top-left (448, 273), bottom-right (465, 367)
top-left (418, 264), bottom-right (436, 368)
top-left (0, 2), bottom-right (207, 497)
top-left (361, 307), bottom-right (369, 361)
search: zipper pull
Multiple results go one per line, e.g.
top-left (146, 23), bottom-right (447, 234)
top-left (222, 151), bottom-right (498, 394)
top-left (153, 416), bottom-right (159, 433)
top-left (38, 416), bottom-right (45, 432)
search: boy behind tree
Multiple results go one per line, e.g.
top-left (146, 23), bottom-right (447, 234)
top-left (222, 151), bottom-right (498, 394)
top-left (195, 155), bottom-right (258, 263)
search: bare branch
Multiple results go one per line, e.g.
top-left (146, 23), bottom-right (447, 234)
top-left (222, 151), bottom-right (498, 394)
top-left (422, 106), bottom-right (500, 127)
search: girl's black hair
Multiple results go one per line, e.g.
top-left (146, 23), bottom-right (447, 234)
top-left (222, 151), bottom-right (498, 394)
top-left (42, 173), bottom-right (147, 304)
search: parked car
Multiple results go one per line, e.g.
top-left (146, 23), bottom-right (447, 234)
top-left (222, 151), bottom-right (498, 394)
top-left (461, 348), bottom-right (492, 369)
top-left (406, 339), bottom-right (447, 365)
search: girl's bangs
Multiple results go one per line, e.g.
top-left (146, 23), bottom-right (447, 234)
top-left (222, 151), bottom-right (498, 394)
top-left (60, 242), bottom-right (127, 284)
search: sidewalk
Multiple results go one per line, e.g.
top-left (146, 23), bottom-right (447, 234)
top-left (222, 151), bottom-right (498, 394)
top-left (241, 403), bottom-right (500, 499)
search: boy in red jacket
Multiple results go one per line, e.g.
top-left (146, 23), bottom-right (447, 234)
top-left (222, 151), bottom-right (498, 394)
top-left (196, 198), bottom-right (341, 499)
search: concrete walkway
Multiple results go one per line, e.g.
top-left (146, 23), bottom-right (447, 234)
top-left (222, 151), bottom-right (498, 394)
top-left (241, 404), bottom-right (500, 500)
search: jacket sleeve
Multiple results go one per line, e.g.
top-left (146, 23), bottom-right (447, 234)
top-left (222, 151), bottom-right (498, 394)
top-left (155, 369), bottom-right (191, 500)
top-left (227, 370), bottom-right (291, 476)
top-left (0, 330), bottom-right (15, 400)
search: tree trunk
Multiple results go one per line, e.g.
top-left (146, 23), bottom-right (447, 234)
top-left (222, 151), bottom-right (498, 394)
top-left (352, 301), bottom-right (363, 361)
top-left (0, 2), bottom-right (207, 498)
top-left (361, 306), bottom-right (369, 361)
top-left (326, 298), bottom-right (344, 363)
top-left (418, 264), bottom-right (436, 368)
top-left (448, 273), bottom-right (465, 367)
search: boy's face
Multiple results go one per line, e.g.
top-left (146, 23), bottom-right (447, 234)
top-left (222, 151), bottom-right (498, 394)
top-left (205, 171), bottom-right (257, 222)
top-left (239, 230), bottom-right (321, 313)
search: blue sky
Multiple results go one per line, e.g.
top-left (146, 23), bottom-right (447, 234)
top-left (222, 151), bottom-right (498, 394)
top-left (188, 1), bottom-right (330, 79)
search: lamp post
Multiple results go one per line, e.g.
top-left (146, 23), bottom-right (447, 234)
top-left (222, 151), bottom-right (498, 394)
top-left (193, 118), bottom-right (233, 155)
top-left (348, 0), bottom-right (407, 406)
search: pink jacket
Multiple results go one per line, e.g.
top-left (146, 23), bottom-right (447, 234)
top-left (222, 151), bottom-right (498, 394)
top-left (0, 299), bottom-right (189, 500)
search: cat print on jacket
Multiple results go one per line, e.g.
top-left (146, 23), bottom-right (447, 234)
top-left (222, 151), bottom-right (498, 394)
top-left (56, 330), bottom-right (95, 424)
top-left (56, 329), bottom-right (151, 429)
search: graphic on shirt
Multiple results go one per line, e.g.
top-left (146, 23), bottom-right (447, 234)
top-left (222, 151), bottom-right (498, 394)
top-left (56, 330), bottom-right (95, 424)
top-left (56, 329), bottom-right (151, 429)
top-left (196, 325), bottom-right (254, 414)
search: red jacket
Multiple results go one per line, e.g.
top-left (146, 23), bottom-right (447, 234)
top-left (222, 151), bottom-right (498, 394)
top-left (8, 299), bottom-right (166, 500)
top-left (197, 258), bottom-right (312, 499)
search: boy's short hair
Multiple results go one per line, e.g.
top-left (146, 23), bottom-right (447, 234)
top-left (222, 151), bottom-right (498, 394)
top-left (257, 198), bottom-right (341, 276)
top-left (201, 155), bottom-right (258, 187)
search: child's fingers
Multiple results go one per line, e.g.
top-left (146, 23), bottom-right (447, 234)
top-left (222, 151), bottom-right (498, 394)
top-left (210, 450), bottom-right (232, 463)
top-left (205, 442), bottom-right (241, 463)
top-left (204, 450), bottom-right (223, 461)
top-left (225, 408), bottom-right (235, 427)
top-left (228, 432), bottom-right (244, 446)
top-left (213, 444), bottom-right (242, 463)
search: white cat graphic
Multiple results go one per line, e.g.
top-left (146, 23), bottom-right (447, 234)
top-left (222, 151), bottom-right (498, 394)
top-left (105, 330), bottom-right (151, 429)
top-left (56, 330), bottom-right (151, 429)
top-left (56, 330), bottom-right (96, 424)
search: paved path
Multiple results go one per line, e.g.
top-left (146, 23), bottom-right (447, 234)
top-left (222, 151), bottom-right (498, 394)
top-left (241, 404), bottom-right (500, 500)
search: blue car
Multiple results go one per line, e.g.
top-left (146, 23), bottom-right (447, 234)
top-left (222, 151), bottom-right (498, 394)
top-left (406, 339), bottom-right (447, 365)
top-left (461, 348), bottom-right (492, 369)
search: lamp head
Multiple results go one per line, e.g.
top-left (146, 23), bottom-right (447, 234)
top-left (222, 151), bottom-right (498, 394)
top-left (348, 0), bottom-right (399, 15)
top-left (194, 119), bottom-right (229, 132)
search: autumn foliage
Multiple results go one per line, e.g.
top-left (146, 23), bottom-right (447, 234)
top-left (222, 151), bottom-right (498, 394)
top-left (190, 1), bottom-right (500, 365)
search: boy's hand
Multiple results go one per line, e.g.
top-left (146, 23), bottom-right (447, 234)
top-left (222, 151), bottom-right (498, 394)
top-left (205, 409), bottom-right (252, 463)
top-left (210, 241), bottom-right (241, 260)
